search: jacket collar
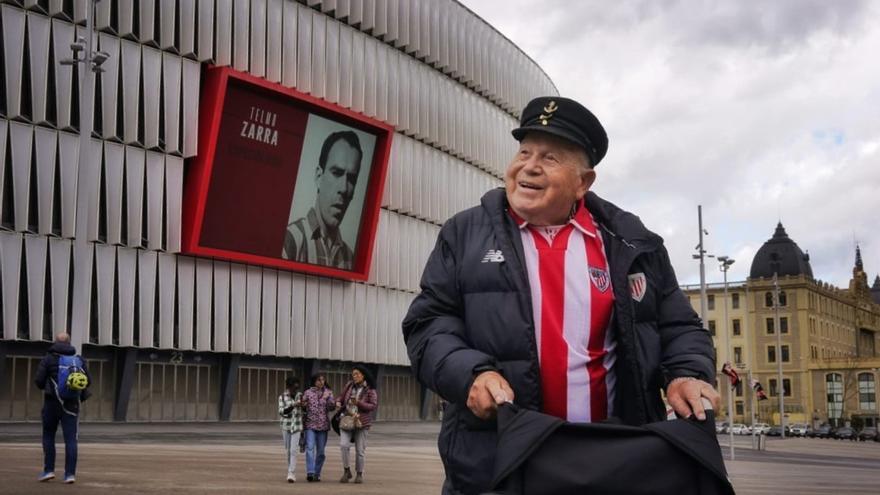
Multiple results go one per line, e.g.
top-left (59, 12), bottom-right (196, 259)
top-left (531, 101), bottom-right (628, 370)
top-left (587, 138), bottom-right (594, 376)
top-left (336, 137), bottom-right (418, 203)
top-left (507, 199), bottom-right (599, 239)
top-left (482, 188), bottom-right (662, 250)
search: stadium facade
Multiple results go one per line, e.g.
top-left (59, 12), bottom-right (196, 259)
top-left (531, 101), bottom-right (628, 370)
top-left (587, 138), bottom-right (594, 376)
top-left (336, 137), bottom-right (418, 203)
top-left (0, 0), bottom-right (557, 422)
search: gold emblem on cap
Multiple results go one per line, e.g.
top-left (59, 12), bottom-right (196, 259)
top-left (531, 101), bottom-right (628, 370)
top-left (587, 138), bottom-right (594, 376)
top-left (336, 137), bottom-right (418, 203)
top-left (539, 100), bottom-right (558, 125)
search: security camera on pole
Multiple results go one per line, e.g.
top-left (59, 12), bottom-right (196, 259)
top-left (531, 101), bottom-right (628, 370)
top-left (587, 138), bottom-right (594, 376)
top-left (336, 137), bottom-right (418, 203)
top-left (692, 206), bottom-right (710, 323)
top-left (60, 0), bottom-right (110, 350)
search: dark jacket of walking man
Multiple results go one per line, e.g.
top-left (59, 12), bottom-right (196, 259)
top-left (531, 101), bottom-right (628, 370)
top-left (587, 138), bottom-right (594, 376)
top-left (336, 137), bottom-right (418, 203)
top-left (403, 97), bottom-right (720, 495)
top-left (34, 332), bottom-right (91, 484)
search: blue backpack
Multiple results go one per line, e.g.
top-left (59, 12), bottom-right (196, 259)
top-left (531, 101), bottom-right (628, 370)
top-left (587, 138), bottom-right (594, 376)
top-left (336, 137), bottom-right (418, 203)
top-left (56, 355), bottom-right (86, 400)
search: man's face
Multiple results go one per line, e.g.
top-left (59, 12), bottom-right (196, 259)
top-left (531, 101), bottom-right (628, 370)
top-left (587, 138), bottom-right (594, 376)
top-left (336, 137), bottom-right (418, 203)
top-left (504, 132), bottom-right (595, 226)
top-left (315, 139), bottom-right (361, 231)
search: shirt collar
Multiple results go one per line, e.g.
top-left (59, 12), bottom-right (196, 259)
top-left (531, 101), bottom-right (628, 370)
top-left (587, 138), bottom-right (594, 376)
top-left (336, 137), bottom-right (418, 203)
top-left (507, 200), bottom-right (598, 238)
top-left (307, 207), bottom-right (345, 245)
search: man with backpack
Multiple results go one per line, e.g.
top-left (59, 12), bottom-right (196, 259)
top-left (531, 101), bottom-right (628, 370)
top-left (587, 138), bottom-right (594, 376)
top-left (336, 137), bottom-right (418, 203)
top-left (34, 332), bottom-right (91, 484)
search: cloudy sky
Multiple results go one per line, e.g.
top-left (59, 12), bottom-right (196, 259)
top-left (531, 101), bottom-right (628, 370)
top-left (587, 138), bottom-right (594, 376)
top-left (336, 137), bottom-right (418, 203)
top-left (461, 0), bottom-right (880, 287)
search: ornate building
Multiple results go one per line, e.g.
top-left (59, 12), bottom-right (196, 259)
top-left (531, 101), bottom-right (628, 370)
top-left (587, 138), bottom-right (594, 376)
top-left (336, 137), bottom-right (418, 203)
top-left (683, 223), bottom-right (880, 428)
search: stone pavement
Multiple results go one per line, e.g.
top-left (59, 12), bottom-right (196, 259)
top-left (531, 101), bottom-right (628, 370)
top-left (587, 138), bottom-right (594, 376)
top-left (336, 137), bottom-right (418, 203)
top-left (2, 421), bottom-right (880, 494)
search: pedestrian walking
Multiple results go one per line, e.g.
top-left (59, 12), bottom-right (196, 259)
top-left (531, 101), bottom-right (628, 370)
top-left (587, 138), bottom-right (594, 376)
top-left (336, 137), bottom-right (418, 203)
top-left (337, 365), bottom-right (378, 484)
top-left (34, 332), bottom-right (91, 484)
top-left (301, 373), bottom-right (335, 482)
top-left (278, 376), bottom-right (304, 482)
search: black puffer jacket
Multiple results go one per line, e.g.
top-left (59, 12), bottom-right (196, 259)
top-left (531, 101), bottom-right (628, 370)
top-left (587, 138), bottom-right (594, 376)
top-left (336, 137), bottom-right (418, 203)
top-left (402, 188), bottom-right (715, 495)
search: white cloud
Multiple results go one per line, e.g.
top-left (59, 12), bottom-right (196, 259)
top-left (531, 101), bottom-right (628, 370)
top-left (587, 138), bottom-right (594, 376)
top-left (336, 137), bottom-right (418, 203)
top-left (462, 0), bottom-right (880, 287)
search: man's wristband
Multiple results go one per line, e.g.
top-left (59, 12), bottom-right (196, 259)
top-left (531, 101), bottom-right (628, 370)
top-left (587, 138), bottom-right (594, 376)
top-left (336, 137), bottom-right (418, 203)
top-left (472, 364), bottom-right (499, 377)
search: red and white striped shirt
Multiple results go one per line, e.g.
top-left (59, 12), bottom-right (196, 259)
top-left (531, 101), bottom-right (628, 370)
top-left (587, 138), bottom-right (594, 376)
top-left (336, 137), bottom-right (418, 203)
top-left (510, 201), bottom-right (617, 423)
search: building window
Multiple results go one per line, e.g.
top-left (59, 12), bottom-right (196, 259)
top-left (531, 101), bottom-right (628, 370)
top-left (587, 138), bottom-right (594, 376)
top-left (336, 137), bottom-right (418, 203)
top-left (780, 317), bottom-right (789, 334)
top-left (827, 373), bottom-right (843, 421)
top-left (767, 346), bottom-right (776, 363)
top-left (708, 294), bottom-right (715, 310)
top-left (732, 293), bottom-right (740, 309)
top-left (708, 320), bottom-right (716, 336)
top-left (765, 292), bottom-right (773, 307)
top-left (781, 345), bottom-right (790, 362)
top-left (732, 319), bottom-right (741, 336)
top-left (735, 401), bottom-right (744, 415)
top-left (859, 373), bottom-right (876, 411)
top-left (766, 317), bottom-right (775, 335)
top-left (779, 291), bottom-right (787, 307)
top-left (734, 380), bottom-right (743, 397)
top-left (769, 378), bottom-right (792, 397)
top-left (734, 347), bottom-right (743, 365)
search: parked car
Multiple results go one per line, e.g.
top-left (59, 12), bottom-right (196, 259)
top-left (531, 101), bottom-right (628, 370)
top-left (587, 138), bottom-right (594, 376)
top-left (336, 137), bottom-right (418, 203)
top-left (731, 423), bottom-right (748, 435)
top-left (833, 426), bottom-right (857, 440)
top-left (751, 423), bottom-right (771, 435)
top-left (716, 422), bottom-right (729, 434)
top-left (789, 423), bottom-right (809, 437)
top-left (809, 424), bottom-right (833, 438)
top-left (767, 426), bottom-right (785, 436)
top-left (857, 427), bottom-right (877, 441)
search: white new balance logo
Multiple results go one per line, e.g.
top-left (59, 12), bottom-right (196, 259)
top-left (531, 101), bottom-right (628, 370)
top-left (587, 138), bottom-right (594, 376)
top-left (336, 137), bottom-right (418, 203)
top-left (481, 249), bottom-right (505, 263)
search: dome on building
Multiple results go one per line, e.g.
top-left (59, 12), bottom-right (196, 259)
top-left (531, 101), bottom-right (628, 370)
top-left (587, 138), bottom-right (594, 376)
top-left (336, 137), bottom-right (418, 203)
top-left (749, 222), bottom-right (814, 279)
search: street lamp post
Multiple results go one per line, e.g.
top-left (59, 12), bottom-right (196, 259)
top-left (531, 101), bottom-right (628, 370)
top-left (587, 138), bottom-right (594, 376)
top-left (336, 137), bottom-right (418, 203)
top-left (773, 273), bottom-right (785, 438)
top-left (719, 255), bottom-right (735, 459)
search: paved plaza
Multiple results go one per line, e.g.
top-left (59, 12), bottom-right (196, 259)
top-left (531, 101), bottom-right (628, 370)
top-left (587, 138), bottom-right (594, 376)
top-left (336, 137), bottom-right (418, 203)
top-left (2, 421), bottom-right (879, 494)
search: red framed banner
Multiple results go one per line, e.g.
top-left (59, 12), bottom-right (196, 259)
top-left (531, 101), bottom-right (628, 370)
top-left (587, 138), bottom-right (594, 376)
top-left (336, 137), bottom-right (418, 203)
top-left (182, 66), bottom-right (393, 281)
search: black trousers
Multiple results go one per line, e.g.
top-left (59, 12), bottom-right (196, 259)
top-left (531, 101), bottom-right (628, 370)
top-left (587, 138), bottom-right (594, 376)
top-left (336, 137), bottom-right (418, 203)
top-left (41, 399), bottom-right (78, 476)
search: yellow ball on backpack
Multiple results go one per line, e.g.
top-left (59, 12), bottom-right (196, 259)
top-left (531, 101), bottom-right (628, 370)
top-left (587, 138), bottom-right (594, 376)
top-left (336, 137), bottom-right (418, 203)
top-left (66, 371), bottom-right (88, 391)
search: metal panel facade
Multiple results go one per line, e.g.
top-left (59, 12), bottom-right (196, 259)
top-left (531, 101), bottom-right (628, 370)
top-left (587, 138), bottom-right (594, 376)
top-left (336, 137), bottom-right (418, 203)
top-left (0, 1), bottom-right (556, 374)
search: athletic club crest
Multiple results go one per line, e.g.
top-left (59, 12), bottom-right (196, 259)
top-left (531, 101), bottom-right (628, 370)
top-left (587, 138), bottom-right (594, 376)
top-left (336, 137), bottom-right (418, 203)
top-left (628, 272), bottom-right (647, 302)
top-left (589, 267), bottom-right (610, 293)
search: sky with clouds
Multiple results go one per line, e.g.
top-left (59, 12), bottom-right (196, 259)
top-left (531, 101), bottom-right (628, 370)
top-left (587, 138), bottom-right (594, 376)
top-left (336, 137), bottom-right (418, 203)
top-left (461, 0), bottom-right (880, 287)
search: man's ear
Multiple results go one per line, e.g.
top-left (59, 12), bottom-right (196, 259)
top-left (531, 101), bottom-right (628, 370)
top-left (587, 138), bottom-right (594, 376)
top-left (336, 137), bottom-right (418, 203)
top-left (577, 168), bottom-right (596, 199)
top-left (315, 165), bottom-right (324, 183)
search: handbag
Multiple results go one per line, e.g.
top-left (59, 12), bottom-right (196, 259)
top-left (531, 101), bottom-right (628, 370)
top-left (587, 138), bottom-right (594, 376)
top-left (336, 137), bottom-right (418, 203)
top-left (339, 383), bottom-right (364, 431)
top-left (340, 402), bottom-right (363, 431)
top-left (298, 431), bottom-right (306, 453)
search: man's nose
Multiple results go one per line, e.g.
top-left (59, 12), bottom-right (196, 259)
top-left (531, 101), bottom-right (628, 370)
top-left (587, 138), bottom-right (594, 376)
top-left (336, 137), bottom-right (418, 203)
top-left (340, 181), bottom-right (355, 198)
top-left (521, 156), bottom-right (542, 174)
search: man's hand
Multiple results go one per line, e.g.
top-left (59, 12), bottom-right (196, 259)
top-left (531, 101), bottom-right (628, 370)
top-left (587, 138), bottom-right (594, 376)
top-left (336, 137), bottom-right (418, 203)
top-left (666, 378), bottom-right (720, 421)
top-left (467, 371), bottom-right (515, 420)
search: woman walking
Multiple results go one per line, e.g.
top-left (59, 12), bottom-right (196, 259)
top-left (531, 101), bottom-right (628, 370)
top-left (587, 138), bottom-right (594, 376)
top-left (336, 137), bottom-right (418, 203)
top-left (277, 377), bottom-right (303, 483)
top-left (337, 365), bottom-right (379, 484)
top-left (301, 373), bottom-right (335, 482)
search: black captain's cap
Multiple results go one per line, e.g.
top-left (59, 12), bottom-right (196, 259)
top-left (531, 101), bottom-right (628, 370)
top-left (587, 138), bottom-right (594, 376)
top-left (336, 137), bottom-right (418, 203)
top-left (511, 97), bottom-right (609, 166)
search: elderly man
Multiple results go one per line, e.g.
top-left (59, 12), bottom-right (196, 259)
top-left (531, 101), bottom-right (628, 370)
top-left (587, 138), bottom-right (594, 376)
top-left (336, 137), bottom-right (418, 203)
top-left (403, 97), bottom-right (719, 495)
top-left (282, 130), bottom-right (363, 269)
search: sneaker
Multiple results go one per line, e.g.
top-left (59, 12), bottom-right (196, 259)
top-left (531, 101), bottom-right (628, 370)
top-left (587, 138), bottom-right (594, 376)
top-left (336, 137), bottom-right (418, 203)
top-left (287, 472), bottom-right (295, 483)
top-left (38, 472), bottom-right (55, 482)
top-left (306, 473), bottom-right (314, 482)
top-left (340, 467), bottom-right (352, 483)
top-left (354, 472), bottom-right (363, 484)
top-left (63, 475), bottom-right (76, 484)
